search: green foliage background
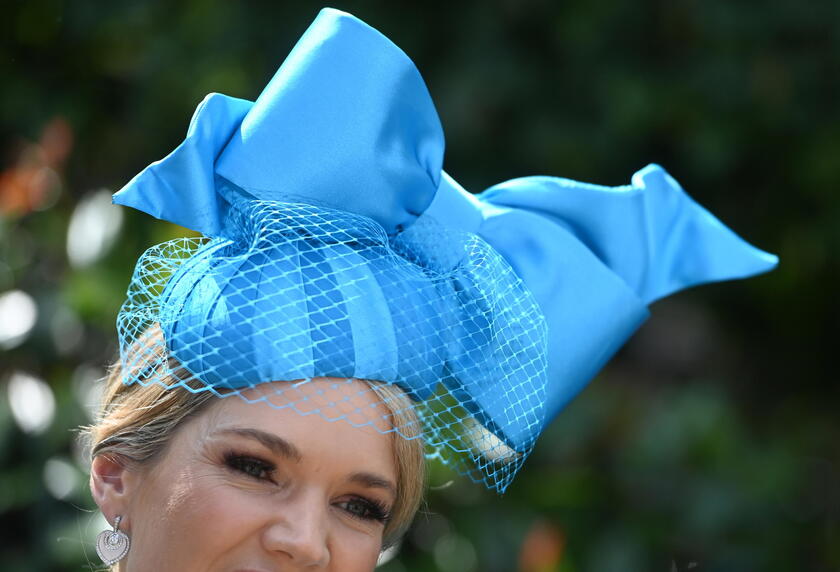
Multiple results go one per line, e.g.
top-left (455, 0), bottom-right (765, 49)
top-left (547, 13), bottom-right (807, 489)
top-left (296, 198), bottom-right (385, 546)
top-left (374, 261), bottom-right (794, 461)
top-left (1, 1), bottom-right (837, 570)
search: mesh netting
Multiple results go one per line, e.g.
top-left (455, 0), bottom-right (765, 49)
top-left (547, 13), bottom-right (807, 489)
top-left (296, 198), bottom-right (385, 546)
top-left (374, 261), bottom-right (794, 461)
top-left (116, 192), bottom-right (548, 492)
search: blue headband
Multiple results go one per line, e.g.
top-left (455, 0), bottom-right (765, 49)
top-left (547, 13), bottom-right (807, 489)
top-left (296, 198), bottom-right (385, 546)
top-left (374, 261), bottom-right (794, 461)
top-left (113, 8), bottom-right (777, 491)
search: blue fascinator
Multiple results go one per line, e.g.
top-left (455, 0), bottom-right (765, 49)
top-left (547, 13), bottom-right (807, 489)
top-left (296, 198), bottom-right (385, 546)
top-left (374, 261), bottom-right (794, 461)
top-left (113, 8), bottom-right (778, 492)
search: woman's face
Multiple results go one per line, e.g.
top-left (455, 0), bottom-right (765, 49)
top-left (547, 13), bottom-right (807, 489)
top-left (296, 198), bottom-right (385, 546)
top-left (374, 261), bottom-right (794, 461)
top-left (117, 379), bottom-right (398, 571)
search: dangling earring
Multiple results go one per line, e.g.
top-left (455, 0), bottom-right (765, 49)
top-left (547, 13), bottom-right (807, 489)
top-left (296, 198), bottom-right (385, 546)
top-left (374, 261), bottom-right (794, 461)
top-left (96, 515), bottom-right (130, 565)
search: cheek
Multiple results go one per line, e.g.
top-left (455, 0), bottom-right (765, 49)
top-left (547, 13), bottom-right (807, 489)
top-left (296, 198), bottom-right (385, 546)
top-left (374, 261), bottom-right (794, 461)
top-left (130, 479), bottom-right (385, 572)
top-left (128, 468), bottom-right (266, 569)
top-left (328, 532), bottom-right (383, 572)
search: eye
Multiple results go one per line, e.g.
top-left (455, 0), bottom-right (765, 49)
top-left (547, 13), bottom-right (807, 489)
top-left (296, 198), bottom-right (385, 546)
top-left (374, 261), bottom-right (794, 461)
top-left (337, 497), bottom-right (392, 524)
top-left (224, 453), bottom-right (276, 482)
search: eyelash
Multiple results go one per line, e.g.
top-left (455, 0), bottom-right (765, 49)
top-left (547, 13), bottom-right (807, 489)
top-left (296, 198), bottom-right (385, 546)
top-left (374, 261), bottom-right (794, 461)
top-left (223, 452), bottom-right (392, 524)
top-left (338, 497), bottom-right (392, 524)
top-left (224, 452), bottom-right (277, 483)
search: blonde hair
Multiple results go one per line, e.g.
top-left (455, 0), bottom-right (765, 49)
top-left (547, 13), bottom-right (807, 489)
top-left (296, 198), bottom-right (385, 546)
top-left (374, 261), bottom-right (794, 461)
top-left (82, 327), bottom-right (425, 549)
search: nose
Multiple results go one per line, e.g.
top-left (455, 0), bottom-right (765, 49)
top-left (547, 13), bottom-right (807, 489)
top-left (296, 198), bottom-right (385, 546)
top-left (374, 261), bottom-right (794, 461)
top-left (261, 495), bottom-right (330, 567)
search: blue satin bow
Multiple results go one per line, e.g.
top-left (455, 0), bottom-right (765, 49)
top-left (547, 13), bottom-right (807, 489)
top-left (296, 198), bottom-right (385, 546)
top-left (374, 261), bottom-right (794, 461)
top-left (113, 8), bottom-right (778, 469)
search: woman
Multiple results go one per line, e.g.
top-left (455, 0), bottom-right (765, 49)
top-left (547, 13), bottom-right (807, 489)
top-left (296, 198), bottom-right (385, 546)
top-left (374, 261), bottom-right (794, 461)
top-left (86, 344), bottom-right (424, 569)
top-left (84, 8), bottom-right (777, 570)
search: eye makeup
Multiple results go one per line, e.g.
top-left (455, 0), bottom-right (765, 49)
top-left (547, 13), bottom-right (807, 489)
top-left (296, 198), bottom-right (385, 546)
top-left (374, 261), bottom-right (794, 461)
top-left (336, 496), bottom-right (392, 524)
top-left (223, 451), bottom-right (278, 483)
top-left (212, 428), bottom-right (395, 526)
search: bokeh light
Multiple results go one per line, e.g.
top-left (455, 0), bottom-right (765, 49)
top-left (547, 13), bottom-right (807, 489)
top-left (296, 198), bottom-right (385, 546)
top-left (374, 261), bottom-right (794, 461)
top-left (0, 289), bottom-right (38, 349)
top-left (433, 532), bottom-right (478, 572)
top-left (49, 304), bottom-right (85, 355)
top-left (66, 189), bottom-right (123, 268)
top-left (71, 363), bottom-right (104, 421)
top-left (6, 370), bottom-right (55, 435)
top-left (43, 457), bottom-right (80, 500)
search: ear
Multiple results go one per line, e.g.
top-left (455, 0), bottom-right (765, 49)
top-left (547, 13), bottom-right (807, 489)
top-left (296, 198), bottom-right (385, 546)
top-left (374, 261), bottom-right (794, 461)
top-left (89, 454), bottom-right (138, 528)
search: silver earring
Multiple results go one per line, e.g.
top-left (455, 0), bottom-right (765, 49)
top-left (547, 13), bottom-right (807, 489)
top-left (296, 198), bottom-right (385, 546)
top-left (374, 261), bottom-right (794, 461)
top-left (96, 515), bottom-right (130, 565)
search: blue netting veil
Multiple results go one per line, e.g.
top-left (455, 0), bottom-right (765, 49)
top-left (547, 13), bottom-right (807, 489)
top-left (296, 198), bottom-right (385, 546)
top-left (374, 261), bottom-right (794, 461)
top-left (112, 8), bottom-right (778, 493)
top-left (118, 188), bottom-right (548, 491)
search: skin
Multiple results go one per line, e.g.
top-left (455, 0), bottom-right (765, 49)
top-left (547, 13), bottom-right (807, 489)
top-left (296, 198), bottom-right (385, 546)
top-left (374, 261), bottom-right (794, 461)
top-left (91, 378), bottom-right (398, 571)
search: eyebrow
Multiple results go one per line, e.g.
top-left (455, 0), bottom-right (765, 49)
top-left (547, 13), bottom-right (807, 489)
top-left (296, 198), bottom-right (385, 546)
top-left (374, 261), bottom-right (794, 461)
top-left (214, 427), bottom-right (303, 462)
top-left (348, 472), bottom-right (397, 497)
top-left (212, 427), bottom-right (397, 495)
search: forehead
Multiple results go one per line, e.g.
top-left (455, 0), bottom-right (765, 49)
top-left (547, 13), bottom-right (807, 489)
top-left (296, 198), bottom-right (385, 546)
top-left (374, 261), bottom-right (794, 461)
top-left (231, 377), bottom-right (394, 431)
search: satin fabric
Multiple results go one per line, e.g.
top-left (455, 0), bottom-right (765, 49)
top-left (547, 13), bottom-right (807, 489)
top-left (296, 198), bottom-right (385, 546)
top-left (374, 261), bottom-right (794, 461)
top-left (115, 10), bottom-right (442, 238)
top-left (423, 167), bottom-right (778, 432)
top-left (113, 8), bottom-right (777, 461)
